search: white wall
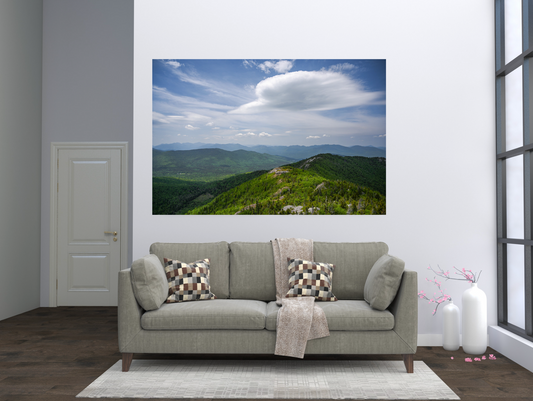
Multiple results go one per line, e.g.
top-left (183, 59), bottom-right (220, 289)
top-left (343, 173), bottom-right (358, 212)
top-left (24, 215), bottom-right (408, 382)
top-left (0, 0), bottom-right (43, 320)
top-left (134, 0), bottom-right (496, 340)
top-left (40, 0), bottom-right (134, 306)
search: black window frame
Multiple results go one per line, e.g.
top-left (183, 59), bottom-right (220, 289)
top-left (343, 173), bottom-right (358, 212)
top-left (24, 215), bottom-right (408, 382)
top-left (496, 0), bottom-right (533, 341)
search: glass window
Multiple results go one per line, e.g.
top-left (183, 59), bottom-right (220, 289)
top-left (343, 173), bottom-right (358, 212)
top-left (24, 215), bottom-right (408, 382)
top-left (506, 155), bottom-right (524, 239)
top-left (505, 66), bottom-right (523, 151)
top-left (507, 244), bottom-right (525, 329)
top-left (505, 0), bottom-right (522, 64)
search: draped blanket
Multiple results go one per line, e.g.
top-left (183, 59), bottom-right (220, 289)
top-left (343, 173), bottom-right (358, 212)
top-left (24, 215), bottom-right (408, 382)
top-left (271, 238), bottom-right (330, 358)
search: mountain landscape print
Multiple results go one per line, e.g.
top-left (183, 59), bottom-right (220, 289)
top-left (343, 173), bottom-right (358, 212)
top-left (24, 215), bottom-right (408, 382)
top-left (152, 59), bottom-right (386, 215)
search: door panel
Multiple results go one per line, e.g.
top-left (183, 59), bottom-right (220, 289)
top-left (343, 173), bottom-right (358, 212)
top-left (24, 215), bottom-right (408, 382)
top-left (69, 160), bottom-right (110, 244)
top-left (68, 254), bottom-right (110, 291)
top-left (57, 148), bottom-right (121, 306)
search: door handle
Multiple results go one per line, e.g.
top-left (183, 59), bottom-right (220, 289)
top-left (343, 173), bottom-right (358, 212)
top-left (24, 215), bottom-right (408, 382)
top-left (104, 231), bottom-right (118, 241)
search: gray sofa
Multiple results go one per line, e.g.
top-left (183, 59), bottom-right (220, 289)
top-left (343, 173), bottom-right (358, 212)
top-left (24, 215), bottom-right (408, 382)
top-left (118, 241), bottom-right (418, 372)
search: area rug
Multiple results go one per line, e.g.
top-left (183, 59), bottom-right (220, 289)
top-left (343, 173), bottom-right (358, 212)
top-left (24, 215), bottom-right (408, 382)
top-left (77, 359), bottom-right (459, 400)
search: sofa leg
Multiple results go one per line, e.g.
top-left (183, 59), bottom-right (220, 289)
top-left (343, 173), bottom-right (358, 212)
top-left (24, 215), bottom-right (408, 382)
top-left (402, 354), bottom-right (414, 373)
top-left (122, 353), bottom-right (133, 372)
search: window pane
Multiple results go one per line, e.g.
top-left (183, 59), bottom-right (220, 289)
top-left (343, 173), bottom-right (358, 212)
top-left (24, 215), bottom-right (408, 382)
top-left (506, 155), bottom-right (524, 239)
top-left (505, 66), bottom-right (523, 151)
top-left (505, 0), bottom-right (522, 65)
top-left (507, 244), bottom-right (525, 329)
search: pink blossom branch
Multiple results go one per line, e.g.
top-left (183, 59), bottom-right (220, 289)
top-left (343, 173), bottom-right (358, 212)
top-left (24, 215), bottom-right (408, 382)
top-left (418, 276), bottom-right (452, 315)
top-left (427, 264), bottom-right (482, 284)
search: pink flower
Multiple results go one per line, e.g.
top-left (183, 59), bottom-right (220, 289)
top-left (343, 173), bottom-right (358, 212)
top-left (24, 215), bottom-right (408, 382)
top-left (465, 358), bottom-right (472, 362)
top-left (482, 356), bottom-right (486, 360)
top-left (451, 357), bottom-right (454, 360)
top-left (489, 354), bottom-right (497, 360)
top-left (474, 358), bottom-right (481, 361)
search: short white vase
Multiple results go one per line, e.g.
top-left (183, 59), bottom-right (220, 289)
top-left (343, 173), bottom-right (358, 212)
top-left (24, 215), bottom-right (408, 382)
top-left (462, 283), bottom-right (487, 355)
top-left (442, 300), bottom-right (460, 351)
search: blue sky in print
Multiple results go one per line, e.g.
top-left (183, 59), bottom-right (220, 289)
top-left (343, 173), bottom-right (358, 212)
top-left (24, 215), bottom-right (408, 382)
top-left (152, 59), bottom-right (386, 148)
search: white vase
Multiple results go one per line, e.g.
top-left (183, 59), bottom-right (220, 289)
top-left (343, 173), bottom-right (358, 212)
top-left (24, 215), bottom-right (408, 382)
top-left (462, 283), bottom-right (487, 355)
top-left (442, 300), bottom-right (460, 351)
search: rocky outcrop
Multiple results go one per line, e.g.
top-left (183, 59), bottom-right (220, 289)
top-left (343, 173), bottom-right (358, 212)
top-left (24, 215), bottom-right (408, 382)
top-left (269, 167), bottom-right (289, 177)
top-left (282, 205), bottom-right (304, 215)
top-left (234, 204), bottom-right (256, 215)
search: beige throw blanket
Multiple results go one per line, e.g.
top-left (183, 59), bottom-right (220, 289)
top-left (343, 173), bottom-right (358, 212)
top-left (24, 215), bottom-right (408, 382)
top-left (271, 238), bottom-right (330, 358)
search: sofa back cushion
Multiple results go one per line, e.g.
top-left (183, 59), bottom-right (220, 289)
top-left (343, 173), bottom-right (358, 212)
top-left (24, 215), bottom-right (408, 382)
top-left (149, 242), bottom-right (230, 299)
top-left (314, 242), bottom-right (389, 299)
top-left (229, 242), bottom-right (276, 300)
top-left (228, 241), bottom-right (390, 301)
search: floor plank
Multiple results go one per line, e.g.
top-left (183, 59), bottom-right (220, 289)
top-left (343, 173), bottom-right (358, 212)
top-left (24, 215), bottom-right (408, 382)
top-left (1, 307), bottom-right (533, 400)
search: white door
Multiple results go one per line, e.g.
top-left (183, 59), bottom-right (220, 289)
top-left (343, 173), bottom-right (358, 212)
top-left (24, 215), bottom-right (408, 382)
top-left (56, 148), bottom-right (122, 306)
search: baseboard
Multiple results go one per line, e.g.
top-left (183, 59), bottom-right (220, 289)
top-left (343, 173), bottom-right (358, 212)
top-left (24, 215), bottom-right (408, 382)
top-left (489, 325), bottom-right (533, 374)
top-left (417, 334), bottom-right (491, 348)
top-left (417, 334), bottom-right (444, 346)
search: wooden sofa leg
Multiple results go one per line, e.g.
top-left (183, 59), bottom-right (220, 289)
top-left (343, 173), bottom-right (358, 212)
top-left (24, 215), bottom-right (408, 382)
top-left (403, 354), bottom-right (414, 373)
top-left (122, 353), bottom-right (133, 372)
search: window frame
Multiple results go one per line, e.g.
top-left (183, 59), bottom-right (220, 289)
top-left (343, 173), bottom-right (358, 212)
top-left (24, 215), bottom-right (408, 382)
top-left (496, 0), bottom-right (533, 341)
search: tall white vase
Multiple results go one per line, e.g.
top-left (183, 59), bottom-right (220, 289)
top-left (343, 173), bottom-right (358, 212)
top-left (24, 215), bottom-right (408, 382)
top-left (462, 283), bottom-right (487, 355)
top-left (442, 300), bottom-right (460, 351)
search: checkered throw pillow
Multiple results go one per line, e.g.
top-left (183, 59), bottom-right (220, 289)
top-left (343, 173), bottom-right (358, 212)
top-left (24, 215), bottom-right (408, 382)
top-left (286, 258), bottom-right (337, 301)
top-left (163, 258), bottom-right (216, 303)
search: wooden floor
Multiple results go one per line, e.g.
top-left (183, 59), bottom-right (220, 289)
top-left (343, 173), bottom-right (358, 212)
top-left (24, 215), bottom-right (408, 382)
top-left (1, 307), bottom-right (533, 401)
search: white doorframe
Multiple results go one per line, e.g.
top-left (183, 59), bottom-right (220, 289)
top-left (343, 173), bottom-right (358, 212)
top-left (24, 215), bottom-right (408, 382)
top-left (49, 142), bottom-right (128, 307)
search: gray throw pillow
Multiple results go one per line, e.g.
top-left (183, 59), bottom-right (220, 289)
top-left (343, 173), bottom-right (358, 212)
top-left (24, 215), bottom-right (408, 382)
top-left (364, 254), bottom-right (404, 311)
top-left (130, 254), bottom-right (168, 311)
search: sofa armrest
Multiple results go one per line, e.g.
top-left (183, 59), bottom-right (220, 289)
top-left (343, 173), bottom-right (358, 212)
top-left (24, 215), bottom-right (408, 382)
top-left (388, 269), bottom-right (417, 353)
top-left (118, 268), bottom-right (143, 352)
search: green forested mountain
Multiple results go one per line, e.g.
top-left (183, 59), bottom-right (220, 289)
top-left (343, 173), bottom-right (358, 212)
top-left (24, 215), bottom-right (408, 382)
top-left (186, 163), bottom-right (386, 215)
top-left (153, 170), bottom-right (266, 215)
top-left (290, 154), bottom-right (386, 195)
top-left (153, 151), bottom-right (386, 215)
top-left (153, 148), bottom-right (294, 181)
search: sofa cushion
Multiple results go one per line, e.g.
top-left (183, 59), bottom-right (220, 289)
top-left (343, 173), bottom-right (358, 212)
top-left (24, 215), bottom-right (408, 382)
top-left (130, 254), bottom-right (169, 311)
top-left (164, 258), bottom-right (216, 303)
top-left (141, 299), bottom-right (267, 330)
top-left (286, 259), bottom-right (337, 301)
top-left (265, 300), bottom-right (394, 331)
top-left (150, 242), bottom-right (230, 298)
top-left (229, 242), bottom-right (276, 301)
top-left (313, 242), bottom-right (389, 299)
top-left (364, 254), bottom-right (405, 311)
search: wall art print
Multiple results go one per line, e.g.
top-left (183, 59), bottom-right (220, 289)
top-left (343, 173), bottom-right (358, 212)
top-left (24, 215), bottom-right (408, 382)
top-left (153, 59), bottom-right (386, 215)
